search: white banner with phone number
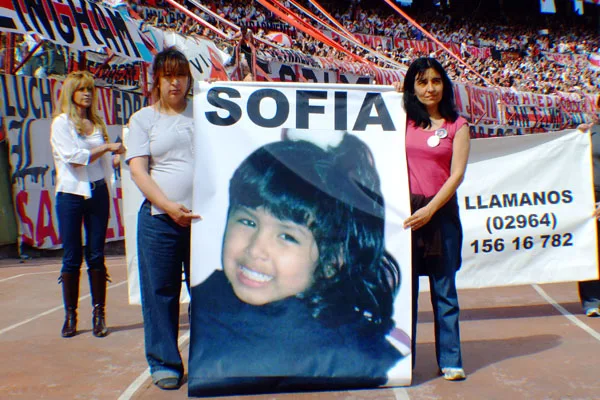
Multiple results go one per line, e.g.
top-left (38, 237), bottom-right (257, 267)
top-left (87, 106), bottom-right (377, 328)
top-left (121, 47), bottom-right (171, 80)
top-left (455, 130), bottom-right (598, 289)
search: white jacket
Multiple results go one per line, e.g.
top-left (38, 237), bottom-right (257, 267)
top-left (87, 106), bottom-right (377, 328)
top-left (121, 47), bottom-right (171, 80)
top-left (50, 113), bottom-right (114, 199)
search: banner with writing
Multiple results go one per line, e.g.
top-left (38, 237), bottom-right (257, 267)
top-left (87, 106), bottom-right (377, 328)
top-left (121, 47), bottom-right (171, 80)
top-left (323, 31), bottom-right (492, 60)
top-left (83, 51), bottom-right (143, 90)
top-left (255, 59), bottom-right (370, 84)
top-left (543, 51), bottom-right (576, 66)
top-left (470, 124), bottom-right (541, 138)
top-left (451, 82), bottom-right (597, 130)
top-left (188, 82), bottom-right (412, 395)
top-left (137, 5), bottom-right (186, 26)
top-left (456, 130), bottom-right (598, 288)
top-left (542, 52), bottom-right (590, 69)
top-left (161, 31), bottom-right (229, 82)
top-left (0, 0), bottom-right (152, 61)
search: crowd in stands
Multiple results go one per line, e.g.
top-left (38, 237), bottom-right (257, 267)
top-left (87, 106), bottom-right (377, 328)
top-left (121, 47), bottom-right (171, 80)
top-left (168, 0), bottom-right (599, 95)
top-left (1, 0), bottom-right (598, 96)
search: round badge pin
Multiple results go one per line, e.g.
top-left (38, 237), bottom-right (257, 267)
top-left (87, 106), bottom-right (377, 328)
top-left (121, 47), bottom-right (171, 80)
top-left (427, 135), bottom-right (440, 148)
top-left (435, 128), bottom-right (448, 139)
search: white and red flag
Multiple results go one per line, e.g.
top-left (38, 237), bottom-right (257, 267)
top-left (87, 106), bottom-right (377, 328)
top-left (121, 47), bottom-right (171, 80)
top-left (588, 53), bottom-right (600, 71)
top-left (540, 0), bottom-right (556, 13)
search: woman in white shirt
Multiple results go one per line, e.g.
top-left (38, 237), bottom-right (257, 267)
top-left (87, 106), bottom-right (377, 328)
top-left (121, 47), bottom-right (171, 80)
top-left (50, 71), bottom-right (124, 339)
top-left (126, 47), bottom-right (200, 390)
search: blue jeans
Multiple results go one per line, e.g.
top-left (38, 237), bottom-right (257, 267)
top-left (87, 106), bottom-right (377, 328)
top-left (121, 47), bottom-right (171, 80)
top-left (578, 218), bottom-right (600, 311)
top-left (55, 181), bottom-right (109, 274)
top-left (412, 208), bottom-right (463, 370)
top-left (579, 280), bottom-right (600, 311)
top-left (137, 201), bottom-right (191, 377)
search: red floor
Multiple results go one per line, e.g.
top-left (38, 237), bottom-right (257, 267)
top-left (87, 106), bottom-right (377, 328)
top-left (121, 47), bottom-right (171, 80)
top-left (1, 255), bottom-right (599, 400)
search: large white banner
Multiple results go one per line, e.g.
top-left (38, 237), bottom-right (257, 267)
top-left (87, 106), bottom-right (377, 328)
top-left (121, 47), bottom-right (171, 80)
top-left (188, 82), bottom-right (412, 395)
top-left (456, 130), bottom-right (598, 288)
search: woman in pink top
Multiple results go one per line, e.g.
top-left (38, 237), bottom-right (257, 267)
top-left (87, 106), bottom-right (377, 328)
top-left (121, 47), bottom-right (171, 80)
top-left (395, 57), bottom-right (470, 381)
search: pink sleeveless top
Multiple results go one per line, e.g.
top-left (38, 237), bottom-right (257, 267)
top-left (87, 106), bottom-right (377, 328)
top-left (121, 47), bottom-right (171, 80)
top-left (405, 116), bottom-right (468, 197)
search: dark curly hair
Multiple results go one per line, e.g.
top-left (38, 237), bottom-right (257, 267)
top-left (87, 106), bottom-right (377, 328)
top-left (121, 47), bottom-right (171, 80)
top-left (226, 134), bottom-right (401, 335)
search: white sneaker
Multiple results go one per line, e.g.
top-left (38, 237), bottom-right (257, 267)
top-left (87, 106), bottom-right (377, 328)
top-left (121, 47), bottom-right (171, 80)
top-left (441, 367), bottom-right (466, 381)
top-left (585, 307), bottom-right (600, 317)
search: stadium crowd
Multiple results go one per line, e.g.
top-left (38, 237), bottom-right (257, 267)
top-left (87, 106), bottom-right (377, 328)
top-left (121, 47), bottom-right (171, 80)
top-left (1, 0), bottom-right (598, 96)
top-left (131, 0), bottom-right (599, 95)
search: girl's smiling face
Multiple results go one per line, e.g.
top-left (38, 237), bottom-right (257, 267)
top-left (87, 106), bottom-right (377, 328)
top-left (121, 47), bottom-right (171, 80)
top-left (222, 206), bottom-right (320, 305)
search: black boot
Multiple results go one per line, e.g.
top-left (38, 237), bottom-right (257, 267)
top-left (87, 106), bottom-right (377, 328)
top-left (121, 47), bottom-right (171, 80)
top-left (59, 272), bottom-right (80, 338)
top-left (88, 269), bottom-right (109, 337)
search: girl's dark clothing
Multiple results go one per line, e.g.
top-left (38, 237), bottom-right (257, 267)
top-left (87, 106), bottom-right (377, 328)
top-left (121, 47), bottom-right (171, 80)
top-left (410, 194), bottom-right (463, 276)
top-left (410, 195), bottom-right (464, 369)
top-left (188, 270), bottom-right (402, 397)
top-left (578, 127), bottom-right (600, 312)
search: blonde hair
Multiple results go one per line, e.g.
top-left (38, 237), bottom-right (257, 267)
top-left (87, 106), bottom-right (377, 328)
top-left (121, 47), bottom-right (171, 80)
top-left (53, 70), bottom-right (109, 143)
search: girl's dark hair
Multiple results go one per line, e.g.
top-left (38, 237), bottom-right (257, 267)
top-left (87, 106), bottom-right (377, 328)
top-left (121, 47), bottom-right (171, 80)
top-left (227, 134), bottom-right (401, 335)
top-left (151, 46), bottom-right (192, 102)
top-left (403, 57), bottom-right (458, 128)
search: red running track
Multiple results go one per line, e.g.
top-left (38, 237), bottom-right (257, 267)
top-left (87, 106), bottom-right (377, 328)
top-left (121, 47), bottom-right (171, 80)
top-left (1, 255), bottom-right (599, 400)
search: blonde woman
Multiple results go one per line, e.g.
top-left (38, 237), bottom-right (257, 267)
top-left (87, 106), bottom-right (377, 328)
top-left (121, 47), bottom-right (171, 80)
top-left (50, 70), bottom-right (125, 338)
